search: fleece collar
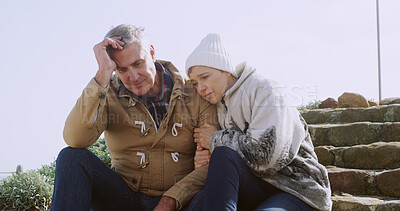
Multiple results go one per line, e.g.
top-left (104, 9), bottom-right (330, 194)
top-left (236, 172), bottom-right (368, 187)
top-left (223, 62), bottom-right (256, 99)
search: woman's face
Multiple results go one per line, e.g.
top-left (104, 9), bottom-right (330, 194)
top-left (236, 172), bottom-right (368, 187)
top-left (189, 66), bottom-right (232, 104)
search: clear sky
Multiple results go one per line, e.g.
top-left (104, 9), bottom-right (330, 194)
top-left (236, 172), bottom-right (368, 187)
top-left (0, 0), bottom-right (399, 172)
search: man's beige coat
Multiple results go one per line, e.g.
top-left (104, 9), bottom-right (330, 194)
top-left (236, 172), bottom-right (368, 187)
top-left (63, 61), bottom-right (218, 209)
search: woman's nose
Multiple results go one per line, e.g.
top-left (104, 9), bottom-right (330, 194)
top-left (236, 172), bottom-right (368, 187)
top-left (199, 83), bottom-right (206, 91)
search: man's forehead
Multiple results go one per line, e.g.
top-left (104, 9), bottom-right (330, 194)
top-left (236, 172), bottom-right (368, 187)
top-left (113, 42), bottom-right (148, 64)
top-left (123, 42), bottom-right (143, 55)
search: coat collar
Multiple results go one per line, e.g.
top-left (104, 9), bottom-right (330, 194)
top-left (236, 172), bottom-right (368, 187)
top-left (113, 60), bottom-right (188, 103)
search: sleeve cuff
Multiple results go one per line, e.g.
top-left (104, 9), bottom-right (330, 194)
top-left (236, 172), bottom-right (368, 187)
top-left (85, 78), bottom-right (109, 99)
top-left (163, 186), bottom-right (186, 210)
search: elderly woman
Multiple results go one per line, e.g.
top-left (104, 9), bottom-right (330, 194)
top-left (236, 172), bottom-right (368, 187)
top-left (185, 33), bottom-right (332, 211)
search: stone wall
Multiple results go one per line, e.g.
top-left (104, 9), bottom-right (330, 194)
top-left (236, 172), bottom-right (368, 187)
top-left (301, 104), bottom-right (400, 210)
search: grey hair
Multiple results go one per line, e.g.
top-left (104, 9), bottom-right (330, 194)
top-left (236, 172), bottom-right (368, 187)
top-left (105, 24), bottom-right (150, 53)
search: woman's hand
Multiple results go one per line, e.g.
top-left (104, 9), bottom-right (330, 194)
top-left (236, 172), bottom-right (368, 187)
top-left (194, 123), bottom-right (218, 149)
top-left (194, 145), bottom-right (211, 169)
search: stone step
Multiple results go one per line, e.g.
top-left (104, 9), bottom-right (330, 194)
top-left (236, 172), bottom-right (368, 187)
top-left (332, 194), bottom-right (400, 211)
top-left (327, 167), bottom-right (400, 198)
top-left (301, 104), bottom-right (400, 124)
top-left (315, 142), bottom-right (400, 169)
top-left (308, 122), bottom-right (400, 147)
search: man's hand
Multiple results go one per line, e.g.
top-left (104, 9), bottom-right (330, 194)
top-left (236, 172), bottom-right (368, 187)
top-left (93, 36), bottom-right (125, 88)
top-left (154, 196), bottom-right (176, 211)
top-left (193, 123), bottom-right (218, 149)
top-left (194, 145), bottom-right (211, 169)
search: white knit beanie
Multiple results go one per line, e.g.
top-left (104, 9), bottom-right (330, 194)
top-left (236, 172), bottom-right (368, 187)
top-left (185, 33), bottom-right (237, 78)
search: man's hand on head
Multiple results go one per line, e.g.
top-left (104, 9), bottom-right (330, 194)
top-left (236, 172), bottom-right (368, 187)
top-left (154, 196), bottom-right (176, 211)
top-left (93, 36), bottom-right (125, 88)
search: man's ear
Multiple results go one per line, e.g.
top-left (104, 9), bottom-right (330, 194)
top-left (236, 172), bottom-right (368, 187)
top-left (150, 45), bottom-right (156, 62)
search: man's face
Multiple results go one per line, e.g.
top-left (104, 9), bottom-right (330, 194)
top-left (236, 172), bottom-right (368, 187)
top-left (112, 42), bottom-right (157, 96)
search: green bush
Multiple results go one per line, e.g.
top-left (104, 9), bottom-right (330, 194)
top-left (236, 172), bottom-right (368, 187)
top-left (0, 171), bottom-right (53, 211)
top-left (297, 100), bottom-right (322, 110)
top-left (0, 138), bottom-right (110, 210)
top-left (37, 161), bottom-right (56, 187)
top-left (88, 138), bottom-right (111, 167)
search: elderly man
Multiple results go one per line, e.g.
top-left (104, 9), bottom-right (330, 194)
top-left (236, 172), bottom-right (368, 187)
top-left (50, 24), bottom-right (217, 211)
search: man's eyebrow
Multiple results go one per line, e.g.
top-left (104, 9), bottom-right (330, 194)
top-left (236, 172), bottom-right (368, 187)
top-left (116, 65), bottom-right (125, 70)
top-left (117, 59), bottom-right (143, 70)
top-left (133, 60), bottom-right (142, 65)
top-left (132, 59), bottom-right (146, 66)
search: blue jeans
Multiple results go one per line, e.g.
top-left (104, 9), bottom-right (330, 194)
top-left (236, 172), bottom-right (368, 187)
top-left (50, 147), bottom-right (161, 211)
top-left (185, 146), bottom-right (313, 211)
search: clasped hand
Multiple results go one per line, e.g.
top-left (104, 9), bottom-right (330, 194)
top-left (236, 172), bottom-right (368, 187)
top-left (194, 123), bottom-right (218, 169)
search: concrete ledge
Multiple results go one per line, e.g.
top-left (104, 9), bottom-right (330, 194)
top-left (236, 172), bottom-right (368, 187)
top-left (332, 194), bottom-right (400, 211)
top-left (315, 142), bottom-right (400, 169)
top-left (309, 122), bottom-right (400, 147)
top-left (301, 104), bottom-right (400, 124)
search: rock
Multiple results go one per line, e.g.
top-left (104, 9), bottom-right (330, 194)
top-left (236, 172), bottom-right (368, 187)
top-left (376, 168), bottom-right (400, 197)
top-left (315, 146), bottom-right (335, 165)
top-left (380, 97), bottom-right (400, 105)
top-left (308, 122), bottom-right (400, 147)
top-left (319, 97), bottom-right (338, 109)
top-left (328, 167), bottom-right (374, 195)
top-left (381, 123), bottom-right (400, 143)
top-left (339, 142), bottom-right (400, 169)
top-left (301, 105), bottom-right (400, 124)
top-left (368, 101), bottom-right (378, 107)
top-left (316, 142), bottom-right (400, 169)
top-left (332, 194), bottom-right (400, 211)
top-left (338, 92), bottom-right (369, 108)
top-left (309, 122), bottom-right (380, 147)
top-left (300, 109), bottom-right (331, 124)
